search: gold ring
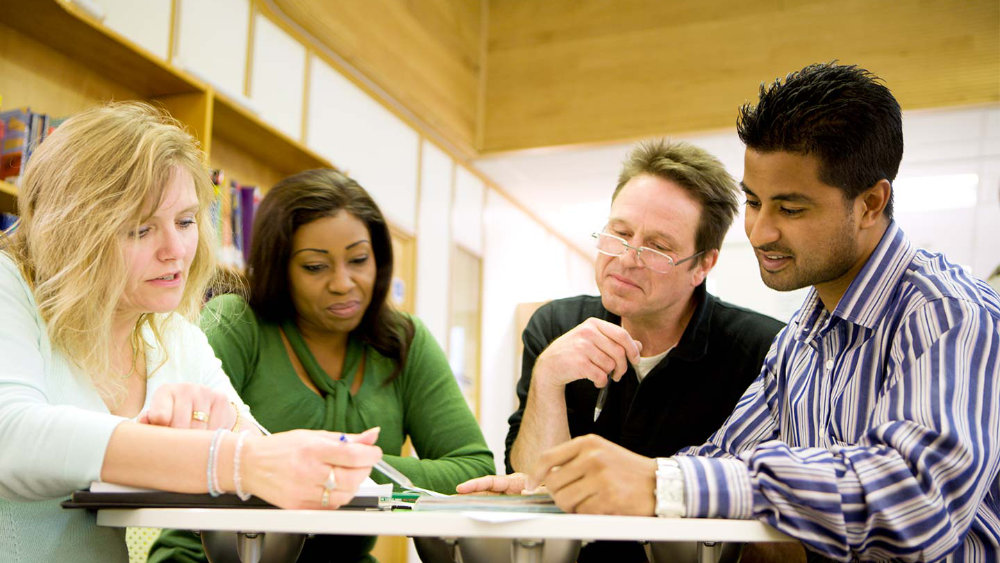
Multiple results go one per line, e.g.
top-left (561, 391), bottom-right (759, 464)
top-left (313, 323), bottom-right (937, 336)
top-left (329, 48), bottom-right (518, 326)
top-left (320, 487), bottom-right (330, 508)
top-left (323, 468), bottom-right (337, 491)
top-left (191, 411), bottom-right (208, 423)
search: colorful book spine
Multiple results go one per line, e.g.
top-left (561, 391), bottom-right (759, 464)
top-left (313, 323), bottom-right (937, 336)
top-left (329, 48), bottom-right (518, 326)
top-left (0, 212), bottom-right (19, 233)
top-left (208, 169), bottom-right (224, 245)
top-left (0, 108), bottom-right (30, 181)
top-left (24, 112), bottom-right (45, 170)
top-left (238, 184), bottom-right (260, 264)
top-left (229, 181), bottom-right (244, 269)
top-left (0, 109), bottom-right (65, 183)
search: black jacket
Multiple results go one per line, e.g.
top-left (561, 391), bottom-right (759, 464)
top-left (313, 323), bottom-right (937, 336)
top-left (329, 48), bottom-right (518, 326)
top-left (504, 286), bottom-right (784, 562)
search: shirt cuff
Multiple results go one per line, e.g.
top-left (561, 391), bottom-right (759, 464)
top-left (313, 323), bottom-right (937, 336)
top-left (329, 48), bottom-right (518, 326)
top-left (674, 455), bottom-right (754, 519)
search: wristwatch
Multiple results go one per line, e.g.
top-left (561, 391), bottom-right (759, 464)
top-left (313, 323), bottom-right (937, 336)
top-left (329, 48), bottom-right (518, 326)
top-left (654, 457), bottom-right (685, 518)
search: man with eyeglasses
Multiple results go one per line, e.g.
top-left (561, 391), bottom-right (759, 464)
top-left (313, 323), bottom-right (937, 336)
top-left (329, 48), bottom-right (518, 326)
top-left (461, 140), bottom-right (784, 562)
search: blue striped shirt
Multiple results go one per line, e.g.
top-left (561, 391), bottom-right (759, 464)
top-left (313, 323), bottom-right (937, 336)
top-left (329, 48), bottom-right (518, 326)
top-left (677, 222), bottom-right (1000, 561)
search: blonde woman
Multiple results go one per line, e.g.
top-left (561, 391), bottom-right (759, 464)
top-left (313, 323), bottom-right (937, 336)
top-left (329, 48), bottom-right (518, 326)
top-left (0, 102), bottom-right (382, 563)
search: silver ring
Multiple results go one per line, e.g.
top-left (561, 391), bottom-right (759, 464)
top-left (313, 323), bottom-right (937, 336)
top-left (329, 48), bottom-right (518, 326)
top-left (320, 487), bottom-right (330, 508)
top-left (323, 468), bottom-right (337, 491)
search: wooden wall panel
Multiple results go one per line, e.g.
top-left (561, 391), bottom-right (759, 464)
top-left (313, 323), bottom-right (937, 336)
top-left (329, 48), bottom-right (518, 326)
top-left (272, 0), bottom-right (483, 155)
top-left (483, 0), bottom-right (1000, 152)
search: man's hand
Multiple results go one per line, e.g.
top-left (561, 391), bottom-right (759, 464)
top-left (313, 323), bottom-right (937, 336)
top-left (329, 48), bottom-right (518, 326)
top-left (526, 434), bottom-right (656, 516)
top-left (532, 318), bottom-right (641, 390)
top-left (455, 473), bottom-right (534, 495)
top-left (510, 318), bottom-right (641, 472)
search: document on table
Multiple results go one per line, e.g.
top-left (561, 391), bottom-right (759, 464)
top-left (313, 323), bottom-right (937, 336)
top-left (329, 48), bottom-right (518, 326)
top-left (413, 493), bottom-right (562, 513)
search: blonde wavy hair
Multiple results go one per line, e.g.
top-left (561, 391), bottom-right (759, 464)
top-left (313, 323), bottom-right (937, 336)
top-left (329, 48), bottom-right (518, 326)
top-left (2, 102), bottom-right (216, 399)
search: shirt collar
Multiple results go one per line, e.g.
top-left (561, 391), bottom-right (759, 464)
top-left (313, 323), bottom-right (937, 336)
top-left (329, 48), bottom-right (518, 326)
top-left (834, 221), bottom-right (914, 328)
top-left (790, 221), bottom-right (914, 337)
top-left (606, 283), bottom-right (713, 361)
top-left (668, 282), bottom-right (714, 361)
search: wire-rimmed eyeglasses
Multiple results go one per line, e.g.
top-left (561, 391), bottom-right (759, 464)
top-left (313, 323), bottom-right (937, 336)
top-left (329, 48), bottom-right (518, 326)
top-left (592, 231), bottom-right (704, 274)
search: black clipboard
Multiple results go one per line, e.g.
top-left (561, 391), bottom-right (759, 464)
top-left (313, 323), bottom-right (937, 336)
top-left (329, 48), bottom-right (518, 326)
top-left (62, 490), bottom-right (382, 510)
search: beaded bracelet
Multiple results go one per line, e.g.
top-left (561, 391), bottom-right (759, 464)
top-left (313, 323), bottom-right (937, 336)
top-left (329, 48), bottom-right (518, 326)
top-left (207, 428), bottom-right (226, 497)
top-left (233, 431), bottom-right (251, 501)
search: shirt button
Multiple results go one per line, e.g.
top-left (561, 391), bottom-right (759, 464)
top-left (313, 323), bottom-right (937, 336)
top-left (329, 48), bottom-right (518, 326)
top-left (825, 359), bottom-right (834, 371)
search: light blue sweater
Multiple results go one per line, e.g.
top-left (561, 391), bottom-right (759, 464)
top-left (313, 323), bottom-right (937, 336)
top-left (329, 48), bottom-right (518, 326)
top-left (0, 254), bottom-right (255, 562)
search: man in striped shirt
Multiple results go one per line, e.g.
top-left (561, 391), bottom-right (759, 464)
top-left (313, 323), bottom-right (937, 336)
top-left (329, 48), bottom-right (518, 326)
top-left (522, 63), bottom-right (1000, 561)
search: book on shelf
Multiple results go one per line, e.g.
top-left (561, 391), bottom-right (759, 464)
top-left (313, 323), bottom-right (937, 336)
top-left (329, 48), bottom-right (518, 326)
top-left (228, 181), bottom-right (244, 268)
top-left (0, 108), bottom-right (30, 182)
top-left (209, 168), bottom-right (225, 245)
top-left (228, 179), bottom-right (260, 266)
top-left (25, 113), bottom-right (47, 170)
top-left (1, 212), bottom-right (19, 233)
top-left (0, 108), bottom-right (67, 184)
top-left (238, 182), bottom-right (260, 264)
top-left (209, 171), bottom-right (262, 270)
top-left (210, 169), bottom-right (242, 269)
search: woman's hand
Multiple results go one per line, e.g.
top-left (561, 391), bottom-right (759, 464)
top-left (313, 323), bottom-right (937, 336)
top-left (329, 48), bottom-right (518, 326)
top-left (241, 427), bottom-right (383, 509)
top-left (138, 383), bottom-right (236, 430)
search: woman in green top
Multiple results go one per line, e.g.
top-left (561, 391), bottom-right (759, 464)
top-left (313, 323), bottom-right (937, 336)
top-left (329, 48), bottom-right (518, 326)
top-left (151, 169), bottom-right (494, 562)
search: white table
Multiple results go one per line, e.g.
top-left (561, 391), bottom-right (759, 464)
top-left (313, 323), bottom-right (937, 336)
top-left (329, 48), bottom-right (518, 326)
top-left (98, 508), bottom-right (794, 563)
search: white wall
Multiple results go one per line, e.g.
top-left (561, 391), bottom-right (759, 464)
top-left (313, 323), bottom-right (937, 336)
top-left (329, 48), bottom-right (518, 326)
top-left (479, 190), bottom-right (597, 471)
top-left (93, 0), bottom-right (172, 59)
top-left (174, 0), bottom-right (250, 102)
top-left (415, 141), bottom-right (454, 345)
top-left (453, 167), bottom-right (485, 255)
top-left (306, 56), bottom-right (419, 233)
top-left (250, 14), bottom-right (306, 140)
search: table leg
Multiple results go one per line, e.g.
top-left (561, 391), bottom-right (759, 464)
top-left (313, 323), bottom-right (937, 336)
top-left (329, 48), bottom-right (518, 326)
top-left (697, 541), bottom-right (720, 563)
top-left (235, 532), bottom-right (263, 563)
top-left (510, 539), bottom-right (544, 563)
top-left (442, 537), bottom-right (463, 562)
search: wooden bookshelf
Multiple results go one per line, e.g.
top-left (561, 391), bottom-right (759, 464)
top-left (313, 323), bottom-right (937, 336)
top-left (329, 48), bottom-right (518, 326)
top-left (0, 0), bottom-right (201, 98)
top-left (0, 0), bottom-right (332, 192)
top-left (212, 91), bottom-right (331, 178)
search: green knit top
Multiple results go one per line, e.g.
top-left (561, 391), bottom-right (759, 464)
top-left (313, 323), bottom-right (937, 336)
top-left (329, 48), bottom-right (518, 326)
top-left (150, 294), bottom-right (493, 562)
